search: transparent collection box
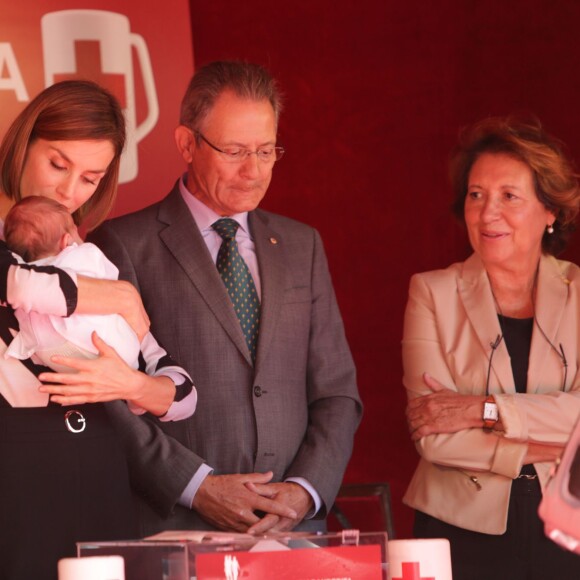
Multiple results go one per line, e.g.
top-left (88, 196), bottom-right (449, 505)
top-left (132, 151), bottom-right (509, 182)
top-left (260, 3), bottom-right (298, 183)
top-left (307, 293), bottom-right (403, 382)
top-left (78, 530), bottom-right (388, 579)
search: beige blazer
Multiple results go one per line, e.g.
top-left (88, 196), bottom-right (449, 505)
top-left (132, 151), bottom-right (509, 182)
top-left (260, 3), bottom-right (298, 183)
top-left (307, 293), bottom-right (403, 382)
top-left (402, 253), bottom-right (580, 534)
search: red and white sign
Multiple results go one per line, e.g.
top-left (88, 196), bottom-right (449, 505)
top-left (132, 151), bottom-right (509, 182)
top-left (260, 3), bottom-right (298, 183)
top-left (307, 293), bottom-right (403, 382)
top-left (0, 0), bottom-right (193, 215)
top-left (196, 544), bottom-right (383, 580)
top-left (41, 9), bottom-right (159, 183)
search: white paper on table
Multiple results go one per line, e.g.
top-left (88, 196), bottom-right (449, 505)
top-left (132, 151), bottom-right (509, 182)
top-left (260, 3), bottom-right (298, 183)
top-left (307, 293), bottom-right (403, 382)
top-left (249, 539), bottom-right (292, 552)
top-left (0, 337), bottom-right (48, 406)
top-left (144, 530), bottom-right (252, 543)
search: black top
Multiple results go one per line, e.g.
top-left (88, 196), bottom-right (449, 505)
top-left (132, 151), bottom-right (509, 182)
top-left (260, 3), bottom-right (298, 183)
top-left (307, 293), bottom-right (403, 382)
top-left (497, 314), bottom-right (536, 476)
top-left (497, 314), bottom-right (533, 395)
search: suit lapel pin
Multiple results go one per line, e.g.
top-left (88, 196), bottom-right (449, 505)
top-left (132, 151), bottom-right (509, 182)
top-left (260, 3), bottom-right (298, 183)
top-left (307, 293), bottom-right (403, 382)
top-left (269, 237), bottom-right (278, 245)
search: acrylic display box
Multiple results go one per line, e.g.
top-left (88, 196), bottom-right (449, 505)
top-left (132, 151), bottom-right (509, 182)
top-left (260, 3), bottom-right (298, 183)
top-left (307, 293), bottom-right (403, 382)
top-left (78, 529), bottom-right (388, 579)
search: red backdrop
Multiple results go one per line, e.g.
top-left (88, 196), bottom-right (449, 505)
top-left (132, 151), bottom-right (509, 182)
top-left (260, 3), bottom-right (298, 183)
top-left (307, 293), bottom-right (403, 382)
top-left (186, 0), bottom-right (580, 537)
top-left (5, 0), bottom-right (580, 539)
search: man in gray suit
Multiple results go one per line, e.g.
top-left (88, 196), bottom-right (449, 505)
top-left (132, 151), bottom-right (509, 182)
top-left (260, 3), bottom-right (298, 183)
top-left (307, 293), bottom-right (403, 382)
top-left (90, 61), bottom-right (362, 535)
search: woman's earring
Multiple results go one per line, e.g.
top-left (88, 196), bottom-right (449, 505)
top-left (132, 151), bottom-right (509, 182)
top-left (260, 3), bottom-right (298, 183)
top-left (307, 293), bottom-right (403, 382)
top-left (547, 223), bottom-right (555, 234)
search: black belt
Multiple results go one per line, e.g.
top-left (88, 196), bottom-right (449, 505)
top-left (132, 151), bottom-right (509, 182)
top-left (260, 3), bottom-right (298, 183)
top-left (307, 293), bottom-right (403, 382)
top-left (0, 403), bottom-right (112, 438)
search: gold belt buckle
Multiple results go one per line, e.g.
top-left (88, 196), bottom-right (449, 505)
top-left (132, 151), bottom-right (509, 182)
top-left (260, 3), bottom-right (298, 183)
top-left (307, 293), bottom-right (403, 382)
top-left (64, 410), bottom-right (86, 434)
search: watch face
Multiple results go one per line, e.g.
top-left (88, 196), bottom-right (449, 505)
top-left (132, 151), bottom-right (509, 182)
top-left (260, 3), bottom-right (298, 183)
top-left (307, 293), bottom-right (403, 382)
top-left (484, 402), bottom-right (499, 421)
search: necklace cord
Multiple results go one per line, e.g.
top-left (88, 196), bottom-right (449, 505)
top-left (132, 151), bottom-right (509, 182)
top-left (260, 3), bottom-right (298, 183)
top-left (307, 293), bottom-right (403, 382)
top-left (487, 265), bottom-right (569, 393)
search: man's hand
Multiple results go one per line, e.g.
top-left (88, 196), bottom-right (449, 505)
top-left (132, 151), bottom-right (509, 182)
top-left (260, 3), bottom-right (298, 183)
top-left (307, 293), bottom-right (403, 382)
top-left (406, 373), bottom-right (485, 440)
top-left (244, 482), bottom-right (313, 535)
top-left (191, 472), bottom-right (298, 532)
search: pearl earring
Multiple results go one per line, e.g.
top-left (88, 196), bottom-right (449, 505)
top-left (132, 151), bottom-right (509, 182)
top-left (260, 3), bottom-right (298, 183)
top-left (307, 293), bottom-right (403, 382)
top-left (547, 223), bottom-right (555, 234)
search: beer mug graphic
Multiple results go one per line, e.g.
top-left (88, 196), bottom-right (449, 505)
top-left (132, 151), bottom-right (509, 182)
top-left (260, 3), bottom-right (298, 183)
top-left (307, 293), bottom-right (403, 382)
top-left (41, 10), bottom-right (159, 183)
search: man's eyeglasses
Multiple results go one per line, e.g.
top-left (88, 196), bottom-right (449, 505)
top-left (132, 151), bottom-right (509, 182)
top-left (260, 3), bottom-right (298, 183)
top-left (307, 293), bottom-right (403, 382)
top-left (196, 132), bottom-right (285, 164)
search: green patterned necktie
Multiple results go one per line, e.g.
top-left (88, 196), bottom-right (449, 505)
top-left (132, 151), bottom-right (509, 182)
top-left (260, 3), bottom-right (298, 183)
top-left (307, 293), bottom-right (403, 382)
top-left (212, 218), bottom-right (260, 363)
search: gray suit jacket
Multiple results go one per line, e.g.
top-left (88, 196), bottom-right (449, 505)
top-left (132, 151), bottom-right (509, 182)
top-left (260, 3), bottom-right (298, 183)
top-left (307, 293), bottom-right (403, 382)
top-left (90, 182), bottom-right (362, 535)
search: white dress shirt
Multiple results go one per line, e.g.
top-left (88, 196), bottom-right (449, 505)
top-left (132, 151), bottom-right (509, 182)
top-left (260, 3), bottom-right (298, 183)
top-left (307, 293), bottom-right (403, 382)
top-left (177, 177), bottom-right (322, 518)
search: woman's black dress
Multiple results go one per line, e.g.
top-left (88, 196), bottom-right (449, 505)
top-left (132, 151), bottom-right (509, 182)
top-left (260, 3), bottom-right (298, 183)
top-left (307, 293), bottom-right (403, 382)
top-left (0, 245), bottom-right (136, 580)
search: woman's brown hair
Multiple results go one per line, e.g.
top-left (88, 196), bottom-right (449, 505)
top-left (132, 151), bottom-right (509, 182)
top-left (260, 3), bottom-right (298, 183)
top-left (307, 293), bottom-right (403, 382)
top-left (450, 116), bottom-right (580, 255)
top-left (0, 80), bottom-right (125, 230)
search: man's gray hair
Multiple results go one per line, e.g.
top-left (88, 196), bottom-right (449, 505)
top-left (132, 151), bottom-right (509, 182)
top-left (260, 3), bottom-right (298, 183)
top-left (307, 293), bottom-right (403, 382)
top-left (179, 61), bottom-right (283, 131)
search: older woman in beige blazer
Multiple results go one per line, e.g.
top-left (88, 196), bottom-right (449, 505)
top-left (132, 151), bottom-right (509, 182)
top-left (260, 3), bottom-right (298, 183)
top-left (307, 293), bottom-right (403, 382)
top-left (403, 117), bottom-right (580, 580)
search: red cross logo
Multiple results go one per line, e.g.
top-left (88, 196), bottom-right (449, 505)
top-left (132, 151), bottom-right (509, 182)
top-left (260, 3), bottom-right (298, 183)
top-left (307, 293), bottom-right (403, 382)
top-left (392, 561), bottom-right (435, 580)
top-left (54, 40), bottom-right (127, 108)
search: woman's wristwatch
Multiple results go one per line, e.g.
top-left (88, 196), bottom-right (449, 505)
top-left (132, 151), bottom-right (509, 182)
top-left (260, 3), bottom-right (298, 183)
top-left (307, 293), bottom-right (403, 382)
top-left (482, 395), bottom-right (499, 430)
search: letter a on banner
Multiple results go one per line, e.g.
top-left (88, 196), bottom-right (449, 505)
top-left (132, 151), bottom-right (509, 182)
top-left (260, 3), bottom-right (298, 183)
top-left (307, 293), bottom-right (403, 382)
top-left (0, 43), bottom-right (29, 101)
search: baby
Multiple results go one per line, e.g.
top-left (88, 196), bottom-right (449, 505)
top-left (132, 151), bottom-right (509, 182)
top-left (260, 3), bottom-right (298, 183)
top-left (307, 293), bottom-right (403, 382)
top-left (3, 196), bottom-right (196, 419)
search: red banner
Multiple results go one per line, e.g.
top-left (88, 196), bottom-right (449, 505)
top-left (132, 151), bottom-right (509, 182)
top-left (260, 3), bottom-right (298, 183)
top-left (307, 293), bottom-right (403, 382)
top-left (196, 544), bottom-right (383, 580)
top-left (0, 0), bottom-right (194, 216)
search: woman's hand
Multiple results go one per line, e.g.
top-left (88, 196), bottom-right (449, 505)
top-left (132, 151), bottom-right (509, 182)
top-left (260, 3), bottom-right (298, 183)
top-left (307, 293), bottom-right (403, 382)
top-left (38, 332), bottom-right (174, 415)
top-left (406, 373), bottom-right (486, 440)
top-left (76, 277), bottom-right (150, 341)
